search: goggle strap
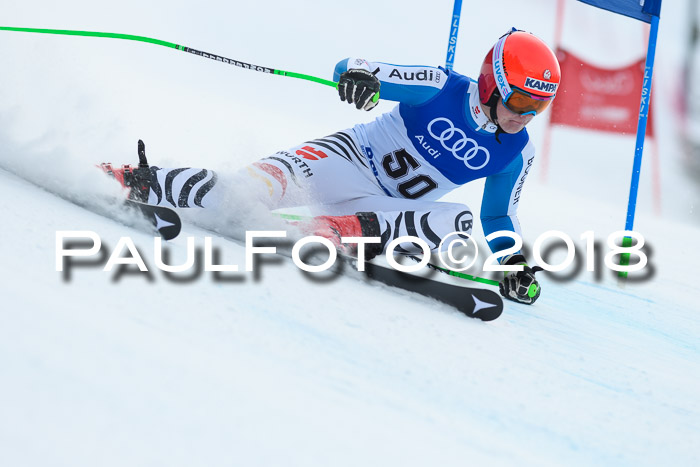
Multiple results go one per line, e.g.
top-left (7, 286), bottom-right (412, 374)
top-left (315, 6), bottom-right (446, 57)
top-left (492, 35), bottom-right (512, 100)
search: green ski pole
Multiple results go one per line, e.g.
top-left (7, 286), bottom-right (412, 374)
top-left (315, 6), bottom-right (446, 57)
top-left (0, 26), bottom-right (379, 102)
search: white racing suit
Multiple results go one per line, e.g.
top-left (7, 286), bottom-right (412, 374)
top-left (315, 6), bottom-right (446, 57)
top-left (146, 59), bottom-right (536, 256)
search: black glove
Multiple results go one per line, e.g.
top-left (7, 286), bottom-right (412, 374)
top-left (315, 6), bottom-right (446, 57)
top-left (498, 254), bottom-right (543, 305)
top-left (338, 68), bottom-right (380, 111)
top-left (126, 140), bottom-right (152, 202)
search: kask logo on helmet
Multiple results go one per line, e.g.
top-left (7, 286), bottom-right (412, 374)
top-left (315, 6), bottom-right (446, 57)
top-left (414, 117), bottom-right (490, 170)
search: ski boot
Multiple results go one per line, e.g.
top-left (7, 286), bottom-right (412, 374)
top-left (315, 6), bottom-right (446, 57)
top-left (99, 139), bottom-right (152, 202)
top-left (302, 211), bottom-right (384, 260)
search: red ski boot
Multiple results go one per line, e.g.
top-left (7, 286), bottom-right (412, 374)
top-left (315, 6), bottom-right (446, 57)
top-left (303, 212), bottom-right (383, 260)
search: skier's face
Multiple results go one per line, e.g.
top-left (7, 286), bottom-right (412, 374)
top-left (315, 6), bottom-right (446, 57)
top-left (496, 98), bottom-right (535, 133)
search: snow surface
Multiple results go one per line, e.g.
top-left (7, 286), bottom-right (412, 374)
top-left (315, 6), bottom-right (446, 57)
top-left (1, 0), bottom-right (700, 465)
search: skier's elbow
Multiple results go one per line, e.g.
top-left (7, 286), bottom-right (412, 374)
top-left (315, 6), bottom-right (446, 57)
top-left (333, 58), bottom-right (350, 82)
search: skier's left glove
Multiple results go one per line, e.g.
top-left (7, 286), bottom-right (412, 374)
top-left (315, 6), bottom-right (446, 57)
top-left (498, 254), bottom-right (543, 305)
top-left (338, 68), bottom-right (380, 111)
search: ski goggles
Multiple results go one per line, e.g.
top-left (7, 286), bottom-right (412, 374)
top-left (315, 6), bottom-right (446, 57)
top-left (501, 86), bottom-right (554, 116)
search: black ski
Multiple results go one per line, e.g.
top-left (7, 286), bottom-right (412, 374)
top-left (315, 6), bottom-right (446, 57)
top-left (123, 199), bottom-right (181, 240)
top-left (195, 231), bottom-right (505, 321)
top-left (342, 256), bottom-right (504, 321)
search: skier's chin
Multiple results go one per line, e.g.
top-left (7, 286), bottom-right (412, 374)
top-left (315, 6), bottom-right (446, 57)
top-left (497, 117), bottom-right (531, 134)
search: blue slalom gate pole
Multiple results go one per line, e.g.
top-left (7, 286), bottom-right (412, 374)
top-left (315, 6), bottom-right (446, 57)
top-left (625, 14), bottom-right (660, 233)
top-left (445, 0), bottom-right (463, 70)
top-left (575, 0), bottom-right (663, 278)
top-left (619, 14), bottom-right (660, 276)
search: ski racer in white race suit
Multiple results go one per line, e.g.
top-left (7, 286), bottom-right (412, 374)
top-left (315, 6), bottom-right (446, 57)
top-left (104, 29), bottom-right (561, 305)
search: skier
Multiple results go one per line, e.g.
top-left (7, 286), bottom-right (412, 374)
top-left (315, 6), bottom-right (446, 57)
top-left (102, 28), bottom-right (561, 305)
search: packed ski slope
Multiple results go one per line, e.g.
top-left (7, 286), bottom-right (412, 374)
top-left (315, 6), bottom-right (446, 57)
top-left (1, 0), bottom-right (700, 465)
top-left (2, 146), bottom-right (699, 466)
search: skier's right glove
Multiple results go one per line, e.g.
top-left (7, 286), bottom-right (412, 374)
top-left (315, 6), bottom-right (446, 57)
top-left (338, 68), bottom-right (380, 111)
top-left (498, 254), bottom-right (543, 305)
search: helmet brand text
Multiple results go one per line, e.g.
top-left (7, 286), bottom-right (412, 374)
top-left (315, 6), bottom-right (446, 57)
top-left (524, 77), bottom-right (558, 94)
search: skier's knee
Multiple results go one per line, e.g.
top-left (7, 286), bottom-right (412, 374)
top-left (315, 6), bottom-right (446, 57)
top-left (431, 203), bottom-right (474, 238)
top-left (378, 203), bottom-right (473, 255)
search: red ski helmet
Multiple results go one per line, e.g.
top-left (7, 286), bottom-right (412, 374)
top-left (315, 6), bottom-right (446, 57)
top-left (478, 29), bottom-right (561, 116)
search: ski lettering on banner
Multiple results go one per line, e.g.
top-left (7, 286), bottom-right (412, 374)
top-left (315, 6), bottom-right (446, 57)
top-left (549, 49), bottom-right (654, 136)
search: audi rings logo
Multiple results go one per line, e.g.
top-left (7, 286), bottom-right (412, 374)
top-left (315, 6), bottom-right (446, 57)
top-left (427, 117), bottom-right (490, 170)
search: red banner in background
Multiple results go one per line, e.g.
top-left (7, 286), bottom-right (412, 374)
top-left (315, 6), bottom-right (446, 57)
top-left (549, 48), bottom-right (654, 136)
